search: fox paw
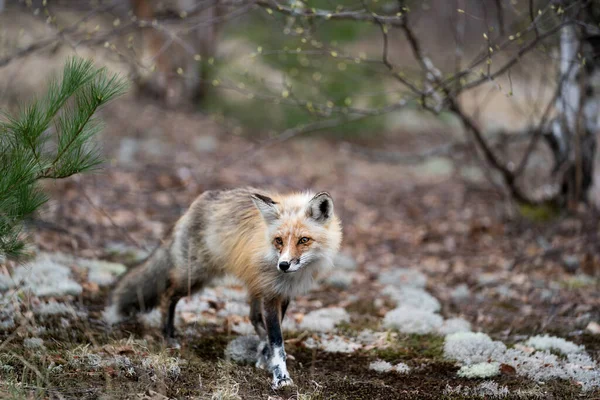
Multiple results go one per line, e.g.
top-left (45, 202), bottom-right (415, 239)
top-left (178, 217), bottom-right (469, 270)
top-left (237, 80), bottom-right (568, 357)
top-left (255, 356), bottom-right (267, 370)
top-left (255, 341), bottom-right (268, 369)
top-left (166, 337), bottom-right (181, 349)
top-left (272, 376), bottom-right (294, 390)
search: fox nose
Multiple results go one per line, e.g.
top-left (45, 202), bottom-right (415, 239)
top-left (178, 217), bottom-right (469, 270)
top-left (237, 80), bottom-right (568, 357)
top-left (278, 261), bottom-right (290, 272)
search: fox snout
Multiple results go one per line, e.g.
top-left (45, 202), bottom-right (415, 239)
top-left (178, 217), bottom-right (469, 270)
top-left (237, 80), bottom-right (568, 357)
top-left (278, 259), bottom-right (300, 273)
top-left (278, 261), bottom-right (291, 272)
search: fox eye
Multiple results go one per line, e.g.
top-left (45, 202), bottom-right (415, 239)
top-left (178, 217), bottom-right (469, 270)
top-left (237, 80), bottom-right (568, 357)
top-left (298, 237), bottom-right (310, 244)
top-left (274, 237), bottom-right (283, 246)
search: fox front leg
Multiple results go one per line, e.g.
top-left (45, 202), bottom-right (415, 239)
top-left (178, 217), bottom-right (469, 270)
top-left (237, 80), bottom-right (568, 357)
top-left (251, 297), bottom-right (290, 373)
top-left (262, 297), bottom-right (293, 389)
top-left (250, 297), bottom-right (269, 370)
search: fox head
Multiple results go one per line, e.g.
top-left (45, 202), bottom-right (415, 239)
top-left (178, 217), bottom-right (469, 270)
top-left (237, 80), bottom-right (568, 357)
top-left (251, 191), bottom-right (342, 274)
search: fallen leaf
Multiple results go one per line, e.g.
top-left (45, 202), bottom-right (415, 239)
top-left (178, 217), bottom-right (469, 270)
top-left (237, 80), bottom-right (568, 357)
top-left (82, 281), bottom-right (99, 293)
top-left (117, 346), bottom-right (136, 355)
top-left (500, 363), bottom-right (516, 375)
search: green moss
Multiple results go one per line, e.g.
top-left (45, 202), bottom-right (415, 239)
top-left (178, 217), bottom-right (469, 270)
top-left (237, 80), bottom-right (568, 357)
top-left (560, 275), bottom-right (598, 290)
top-left (494, 301), bottom-right (520, 312)
top-left (518, 202), bottom-right (561, 222)
top-left (336, 315), bottom-right (380, 335)
top-left (374, 333), bottom-right (445, 363)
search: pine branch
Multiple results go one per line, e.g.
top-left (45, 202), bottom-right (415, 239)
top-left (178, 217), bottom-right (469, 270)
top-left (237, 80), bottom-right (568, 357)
top-left (0, 56), bottom-right (128, 260)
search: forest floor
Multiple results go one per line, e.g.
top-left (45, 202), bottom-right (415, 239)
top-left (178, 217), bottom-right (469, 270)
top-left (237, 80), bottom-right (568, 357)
top-left (1, 96), bottom-right (600, 400)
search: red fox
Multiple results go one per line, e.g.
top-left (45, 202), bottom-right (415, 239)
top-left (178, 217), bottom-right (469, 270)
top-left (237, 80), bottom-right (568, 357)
top-left (105, 187), bottom-right (342, 388)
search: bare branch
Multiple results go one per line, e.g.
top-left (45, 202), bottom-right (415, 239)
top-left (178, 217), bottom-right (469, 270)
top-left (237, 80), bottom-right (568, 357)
top-left (494, 0), bottom-right (505, 36)
top-left (0, 2), bottom-right (121, 68)
top-left (529, 0), bottom-right (540, 38)
top-left (254, 0), bottom-right (405, 26)
top-left (359, 0), bottom-right (422, 95)
top-left (451, 21), bottom-right (572, 96)
top-left (448, 98), bottom-right (543, 205)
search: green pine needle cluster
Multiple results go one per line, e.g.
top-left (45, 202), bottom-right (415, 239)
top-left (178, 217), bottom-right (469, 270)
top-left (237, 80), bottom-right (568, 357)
top-left (0, 57), bottom-right (128, 260)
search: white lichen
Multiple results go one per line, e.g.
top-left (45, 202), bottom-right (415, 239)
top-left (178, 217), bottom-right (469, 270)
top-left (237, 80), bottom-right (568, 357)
top-left (224, 335), bottom-right (260, 365)
top-left (475, 381), bottom-right (510, 398)
top-left (450, 284), bottom-right (471, 301)
top-left (216, 302), bottom-right (250, 318)
top-left (323, 270), bottom-right (355, 289)
top-left (369, 360), bottom-right (410, 374)
top-left (24, 338), bottom-right (45, 350)
top-left (304, 335), bottom-right (361, 353)
top-left (383, 306), bottom-right (443, 334)
top-left (219, 287), bottom-right (248, 302)
top-left (523, 334), bottom-right (584, 355)
top-left (319, 335), bottom-right (361, 353)
top-left (34, 301), bottom-right (77, 316)
top-left (0, 295), bottom-right (17, 331)
top-left (444, 331), bottom-right (600, 392)
top-left (369, 360), bottom-right (393, 372)
top-left (444, 382), bottom-right (509, 398)
top-left (281, 317), bottom-right (299, 332)
top-left (444, 332), bottom-right (507, 365)
top-left (457, 362), bottom-right (500, 379)
top-left (438, 318), bottom-right (472, 335)
top-left (231, 321), bottom-right (254, 336)
top-left (11, 256), bottom-right (82, 297)
top-left (383, 286), bottom-right (441, 312)
top-left (0, 274), bottom-right (16, 291)
top-left (378, 268), bottom-right (427, 288)
top-left (87, 269), bottom-right (117, 286)
top-left (299, 307), bottom-right (350, 332)
top-left (333, 251), bottom-right (358, 271)
top-left (393, 362), bottom-right (411, 374)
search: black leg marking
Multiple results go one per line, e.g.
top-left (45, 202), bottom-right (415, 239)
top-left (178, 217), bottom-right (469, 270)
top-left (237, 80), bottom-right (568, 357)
top-left (163, 296), bottom-right (181, 338)
top-left (262, 297), bottom-right (293, 389)
top-left (250, 297), bottom-right (266, 339)
top-left (263, 299), bottom-right (283, 347)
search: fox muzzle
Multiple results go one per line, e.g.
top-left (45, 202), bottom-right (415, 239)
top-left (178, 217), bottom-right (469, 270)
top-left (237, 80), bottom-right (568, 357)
top-left (278, 261), bottom-right (291, 272)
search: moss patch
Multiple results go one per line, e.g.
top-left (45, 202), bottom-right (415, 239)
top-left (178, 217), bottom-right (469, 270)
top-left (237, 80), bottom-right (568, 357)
top-left (374, 333), bottom-right (446, 363)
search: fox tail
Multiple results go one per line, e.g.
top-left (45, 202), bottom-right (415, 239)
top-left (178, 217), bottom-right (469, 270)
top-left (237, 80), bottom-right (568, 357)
top-left (103, 246), bottom-right (173, 324)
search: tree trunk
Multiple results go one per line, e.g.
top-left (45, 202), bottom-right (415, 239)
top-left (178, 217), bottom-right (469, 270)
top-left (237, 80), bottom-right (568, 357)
top-left (546, 3), bottom-right (599, 207)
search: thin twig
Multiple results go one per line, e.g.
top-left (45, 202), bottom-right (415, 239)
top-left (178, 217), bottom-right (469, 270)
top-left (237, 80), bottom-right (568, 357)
top-left (254, 0), bottom-right (405, 26)
top-left (513, 56), bottom-right (579, 178)
top-left (360, 0), bottom-right (422, 95)
top-left (0, 1), bottom-right (121, 69)
top-left (452, 21), bottom-right (573, 96)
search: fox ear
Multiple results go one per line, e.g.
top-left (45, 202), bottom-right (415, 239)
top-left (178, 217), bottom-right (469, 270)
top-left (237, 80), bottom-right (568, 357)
top-left (251, 194), bottom-right (279, 223)
top-left (307, 192), bottom-right (333, 223)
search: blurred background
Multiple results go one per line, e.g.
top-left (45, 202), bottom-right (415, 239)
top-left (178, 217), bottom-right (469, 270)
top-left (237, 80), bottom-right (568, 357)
top-left (1, 0), bottom-right (600, 398)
